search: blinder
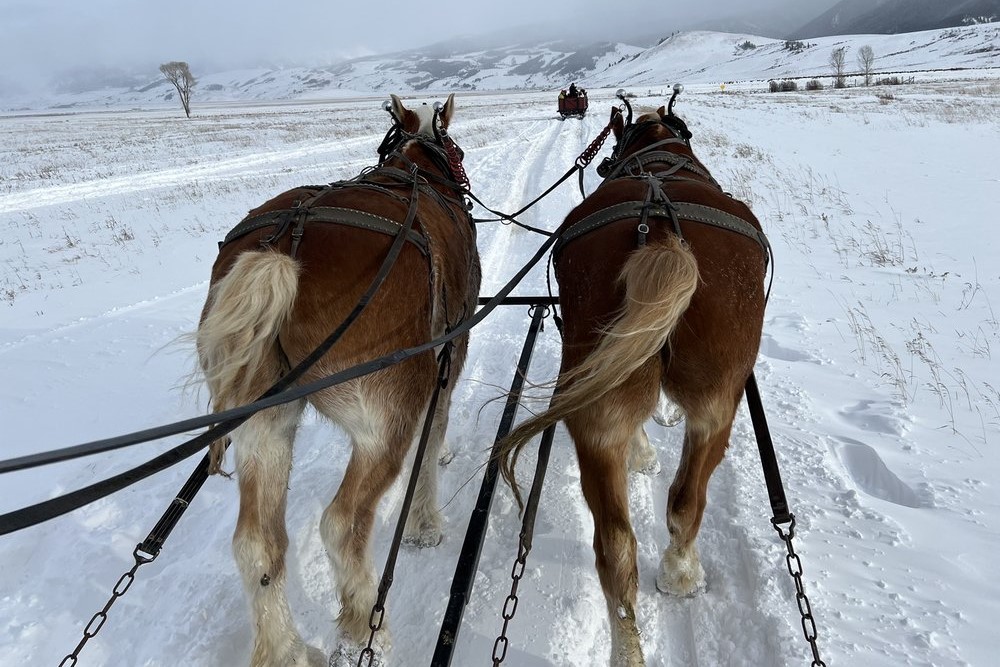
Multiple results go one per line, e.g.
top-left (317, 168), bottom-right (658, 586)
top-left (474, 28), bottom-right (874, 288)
top-left (597, 86), bottom-right (692, 178)
top-left (376, 101), bottom-right (466, 185)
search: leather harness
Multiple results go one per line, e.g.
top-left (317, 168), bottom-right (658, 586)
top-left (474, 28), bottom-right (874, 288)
top-left (556, 118), bottom-right (771, 265)
top-left (219, 131), bottom-right (470, 262)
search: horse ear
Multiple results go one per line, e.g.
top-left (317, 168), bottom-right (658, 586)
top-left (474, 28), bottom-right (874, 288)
top-left (390, 94), bottom-right (407, 123)
top-left (611, 107), bottom-right (625, 140)
top-left (656, 105), bottom-right (667, 118)
top-left (439, 93), bottom-right (456, 129)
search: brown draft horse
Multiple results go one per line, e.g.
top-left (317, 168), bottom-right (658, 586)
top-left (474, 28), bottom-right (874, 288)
top-left (500, 96), bottom-right (769, 666)
top-left (196, 94), bottom-right (480, 667)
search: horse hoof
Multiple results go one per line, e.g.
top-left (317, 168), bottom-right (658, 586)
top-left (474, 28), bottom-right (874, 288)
top-left (304, 645), bottom-right (327, 666)
top-left (629, 457), bottom-right (660, 475)
top-left (329, 640), bottom-right (388, 667)
top-left (655, 571), bottom-right (707, 597)
top-left (402, 528), bottom-right (443, 548)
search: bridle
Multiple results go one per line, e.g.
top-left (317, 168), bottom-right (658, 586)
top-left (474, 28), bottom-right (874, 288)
top-left (377, 101), bottom-right (470, 195)
top-left (597, 85), bottom-right (696, 180)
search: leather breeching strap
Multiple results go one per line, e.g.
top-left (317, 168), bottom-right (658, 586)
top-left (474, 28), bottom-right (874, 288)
top-left (221, 203), bottom-right (430, 259)
top-left (553, 199), bottom-right (770, 265)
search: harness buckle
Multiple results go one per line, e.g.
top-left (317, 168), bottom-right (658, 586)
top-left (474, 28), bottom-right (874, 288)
top-left (596, 156), bottom-right (614, 178)
top-left (637, 222), bottom-right (649, 247)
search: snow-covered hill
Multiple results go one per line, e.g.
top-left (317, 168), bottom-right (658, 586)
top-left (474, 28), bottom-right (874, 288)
top-left (4, 23), bottom-right (999, 112)
top-left (583, 24), bottom-right (1000, 88)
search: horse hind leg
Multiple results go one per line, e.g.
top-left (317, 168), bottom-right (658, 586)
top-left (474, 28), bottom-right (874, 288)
top-left (575, 415), bottom-right (644, 666)
top-left (405, 337), bottom-right (470, 544)
top-left (656, 391), bottom-right (738, 597)
top-left (402, 378), bottom-right (456, 547)
top-left (319, 380), bottom-right (428, 663)
top-left (230, 399), bottom-right (325, 667)
top-left (569, 363), bottom-right (659, 667)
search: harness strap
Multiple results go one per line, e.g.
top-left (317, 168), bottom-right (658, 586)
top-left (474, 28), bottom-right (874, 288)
top-left (605, 149), bottom-right (716, 185)
top-left (674, 202), bottom-right (770, 257)
top-left (554, 200), bottom-right (769, 263)
top-left (221, 206), bottom-right (430, 256)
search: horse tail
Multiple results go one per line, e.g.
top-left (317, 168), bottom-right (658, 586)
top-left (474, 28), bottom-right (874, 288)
top-left (197, 251), bottom-right (300, 472)
top-left (499, 235), bottom-right (699, 507)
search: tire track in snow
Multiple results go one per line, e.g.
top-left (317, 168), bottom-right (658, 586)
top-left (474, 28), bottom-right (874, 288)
top-left (0, 282), bottom-right (209, 354)
top-left (363, 111), bottom-right (577, 664)
top-left (0, 135), bottom-right (377, 214)
top-left (437, 109), bottom-right (621, 666)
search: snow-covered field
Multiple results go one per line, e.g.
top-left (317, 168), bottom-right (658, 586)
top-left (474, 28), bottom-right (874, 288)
top-left (2, 76), bottom-right (999, 666)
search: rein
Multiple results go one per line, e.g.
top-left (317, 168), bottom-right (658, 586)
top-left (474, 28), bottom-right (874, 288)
top-left (467, 119), bottom-right (616, 236)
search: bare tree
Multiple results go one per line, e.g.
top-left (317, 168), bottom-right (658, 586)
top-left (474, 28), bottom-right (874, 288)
top-left (159, 61), bottom-right (196, 118)
top-left (857, 45), bottom-right (876, 86)
top-left (830, 47), bottom-right (847, 88)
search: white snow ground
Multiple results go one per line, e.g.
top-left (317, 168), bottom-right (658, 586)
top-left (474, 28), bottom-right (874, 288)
top-left (2, 77), bottom-right (999, 666)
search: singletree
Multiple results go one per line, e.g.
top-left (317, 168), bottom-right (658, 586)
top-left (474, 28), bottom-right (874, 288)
top-left (159, 61), bottom-right (196, 118)
top-left (857, 45), bottom-right (876, 87)
top-left (830, 47), bottom-right (847, 88)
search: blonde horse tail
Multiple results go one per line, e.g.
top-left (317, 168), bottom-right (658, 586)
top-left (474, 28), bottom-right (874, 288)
top-left (499, 235), bottom-right (699, 507)
top-left (197, 251), bottom-right (300, 473)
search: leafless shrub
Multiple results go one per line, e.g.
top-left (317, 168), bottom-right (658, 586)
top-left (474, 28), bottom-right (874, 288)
top-left (105, 215), bottom-right (135, 246)
top-left (769, 79), bottom-right (799, 92)
top-left (805, 79), bottom-right (824, 91)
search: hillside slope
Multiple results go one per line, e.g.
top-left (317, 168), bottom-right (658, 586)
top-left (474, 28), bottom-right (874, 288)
top-left (4, 24), bottom-right (999, 111)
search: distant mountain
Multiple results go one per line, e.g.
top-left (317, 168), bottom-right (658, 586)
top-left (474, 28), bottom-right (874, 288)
top-left (691, 0), bottom-right (839, 39)
top-left (325, 38), bottom-right (642, 92)
top-left (793, 0), bottom-right (1000, 39)
top-left (4, 24), bottom-right (999, 111)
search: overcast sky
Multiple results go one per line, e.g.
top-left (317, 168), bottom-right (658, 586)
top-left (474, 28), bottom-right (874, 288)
top-left (1, 0), bottom-right (834, 93)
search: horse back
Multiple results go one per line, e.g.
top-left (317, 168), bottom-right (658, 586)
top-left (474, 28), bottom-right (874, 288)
top-left (554, 177), bottom-right (766, 386)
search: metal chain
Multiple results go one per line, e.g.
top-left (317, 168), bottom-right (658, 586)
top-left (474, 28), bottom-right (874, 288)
top-left (59, 546), bottom-right (155, 666)
top-left (491, 415), bottom-right (557, 666)
top-left (772, 516), bottom-right (826, 667)
top-left (441, 136), bottom-right (470, 192)
top-left (491, 541), bottom-right (529, 665)
top-left (356, 600), bottom-right (387, 667)
top-left (575, 121), bottom-right (614, 168)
